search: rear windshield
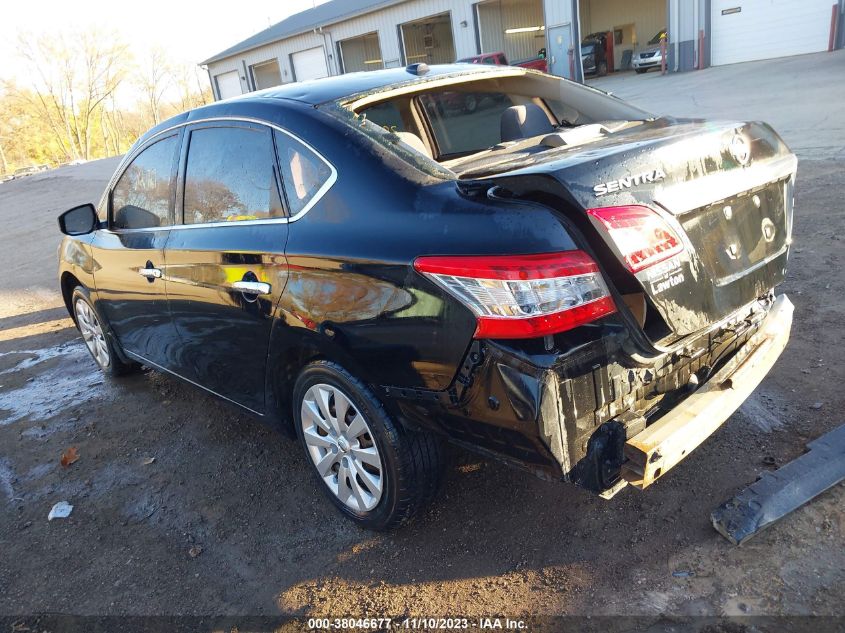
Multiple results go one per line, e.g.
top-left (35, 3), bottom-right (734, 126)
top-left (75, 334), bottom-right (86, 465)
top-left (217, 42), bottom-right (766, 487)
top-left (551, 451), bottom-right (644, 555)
top-left (418, 92), bottom-right (515, 156)
top-left (346, 73), bottom-right (652, 167)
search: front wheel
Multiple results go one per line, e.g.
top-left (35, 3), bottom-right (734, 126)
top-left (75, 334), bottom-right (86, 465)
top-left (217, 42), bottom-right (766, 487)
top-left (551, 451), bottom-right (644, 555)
top-left (293, 361), bottom-right (444, 530)
top-left (635, 68), bottom-right (648, 74)
top-left (598, 61), bottom-right (608, 77)
top-left (71, 286), bottom-right (138, 376)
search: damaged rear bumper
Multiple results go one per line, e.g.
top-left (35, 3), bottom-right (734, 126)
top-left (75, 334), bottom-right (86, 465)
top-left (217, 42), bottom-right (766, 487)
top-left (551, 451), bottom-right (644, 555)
top-left (383, 294), bottom-right (793, 492)
top-left (623, 294), bottom-right (794, 488)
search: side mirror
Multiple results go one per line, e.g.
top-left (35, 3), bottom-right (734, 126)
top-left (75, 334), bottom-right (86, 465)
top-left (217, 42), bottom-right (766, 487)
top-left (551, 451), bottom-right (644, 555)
top-left (58, 203), bottom-right (98, 236)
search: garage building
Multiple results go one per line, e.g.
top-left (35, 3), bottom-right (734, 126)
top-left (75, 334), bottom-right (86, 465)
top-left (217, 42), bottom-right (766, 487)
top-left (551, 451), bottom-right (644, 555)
top-left (203, 0), bottom-right (581, 99)
top-left (202, 0), bottom-right (844, 100)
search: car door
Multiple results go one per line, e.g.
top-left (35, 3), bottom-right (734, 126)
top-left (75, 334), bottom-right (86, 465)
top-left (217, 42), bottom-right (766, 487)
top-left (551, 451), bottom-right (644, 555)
top-left (163, 120), bottom-right (293, 413)
top-left (89, 131), bottom-right (182, 367)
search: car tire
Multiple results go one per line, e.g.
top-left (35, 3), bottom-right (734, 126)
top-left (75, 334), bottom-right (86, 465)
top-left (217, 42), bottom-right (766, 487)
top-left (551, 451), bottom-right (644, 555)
top-left (71, 286), bottom-right (139, 377)
top-left (598, 61), bottom-right (608, 77)
top-left (635, 68), bottom-right (647, 74)
top-left (293, 360), bottom-right (444, 530)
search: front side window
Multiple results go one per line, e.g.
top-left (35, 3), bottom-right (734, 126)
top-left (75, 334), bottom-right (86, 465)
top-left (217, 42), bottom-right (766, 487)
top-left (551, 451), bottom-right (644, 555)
top-left (183, 126), bottom-right (284, 224)
top-left (111, 134), bottom-right (179, 230)
top-left (274, 132), bottom-right (333, 217)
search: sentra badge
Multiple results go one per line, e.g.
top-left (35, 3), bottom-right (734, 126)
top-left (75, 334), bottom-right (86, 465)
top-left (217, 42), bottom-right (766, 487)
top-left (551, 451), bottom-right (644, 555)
top-left (593, 168), bottom-right (666, 196)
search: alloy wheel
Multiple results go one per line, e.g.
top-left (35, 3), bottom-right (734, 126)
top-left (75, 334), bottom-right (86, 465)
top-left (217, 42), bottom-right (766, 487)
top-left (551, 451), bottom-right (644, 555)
top-left (301, 383), bottom-right (384, 512)
top-left (75, 299), bottom-right (110, 368)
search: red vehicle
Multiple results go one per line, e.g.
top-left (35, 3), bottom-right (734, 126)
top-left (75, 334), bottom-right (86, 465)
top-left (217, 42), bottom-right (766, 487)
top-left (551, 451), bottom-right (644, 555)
top-left (457, 50), bottom-right (548, 73)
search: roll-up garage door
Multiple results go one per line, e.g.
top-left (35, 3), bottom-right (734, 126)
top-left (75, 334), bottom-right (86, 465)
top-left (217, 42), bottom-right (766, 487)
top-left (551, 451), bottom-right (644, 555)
top-left (215, 71), bottom-right (242, 100)
top-left (711, 0), bottom-right (834, 66)
top-left (292, 46), bottom-right (329, 81)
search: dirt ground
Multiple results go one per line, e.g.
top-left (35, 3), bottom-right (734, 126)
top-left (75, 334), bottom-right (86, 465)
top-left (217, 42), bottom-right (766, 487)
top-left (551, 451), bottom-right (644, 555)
top-left (1, 59), bottom-right (844, 622)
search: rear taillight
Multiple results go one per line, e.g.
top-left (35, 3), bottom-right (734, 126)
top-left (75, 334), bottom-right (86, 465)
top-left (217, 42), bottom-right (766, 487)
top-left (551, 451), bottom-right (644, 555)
top-left (413, 250), bottom-right (616, 339)
top-left (586, 205), bottom-right (683, 273)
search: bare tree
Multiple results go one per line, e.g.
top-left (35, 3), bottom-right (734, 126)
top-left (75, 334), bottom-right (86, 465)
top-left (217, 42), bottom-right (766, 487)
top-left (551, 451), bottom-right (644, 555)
top-left (171, 63), bottom-right (213, 113)
top-left (17, 28), bottom-right (130, 161)
top-left (135, 47), bottom-right (172, 126)
top-left (3, 29), bottom-right (213, 171)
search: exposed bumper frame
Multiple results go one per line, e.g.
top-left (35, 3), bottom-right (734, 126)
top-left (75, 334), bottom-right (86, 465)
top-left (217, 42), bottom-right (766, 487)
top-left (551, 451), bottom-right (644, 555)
top-left (623, 294), bottom-right (794, 489)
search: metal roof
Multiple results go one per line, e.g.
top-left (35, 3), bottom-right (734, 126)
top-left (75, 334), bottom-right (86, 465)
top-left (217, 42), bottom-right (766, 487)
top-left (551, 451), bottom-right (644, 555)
top-left (201, 0), bottom-right (408, 66)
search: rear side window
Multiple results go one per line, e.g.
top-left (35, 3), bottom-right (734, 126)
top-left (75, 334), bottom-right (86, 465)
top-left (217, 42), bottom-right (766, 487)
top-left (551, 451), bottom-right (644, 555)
top-left (183, 126), bottom-right (284, 224)
top-left (274, 132), bottom-right (333, 217)
top-left (361, 101), bottom-right (406, 133)
top-left (111, 134), bottom-right (179, 230)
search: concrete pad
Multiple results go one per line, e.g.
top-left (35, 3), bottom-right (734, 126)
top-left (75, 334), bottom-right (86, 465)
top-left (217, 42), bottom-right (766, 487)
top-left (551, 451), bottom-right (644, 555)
top-left (586, 51), bottom-right (845, 161)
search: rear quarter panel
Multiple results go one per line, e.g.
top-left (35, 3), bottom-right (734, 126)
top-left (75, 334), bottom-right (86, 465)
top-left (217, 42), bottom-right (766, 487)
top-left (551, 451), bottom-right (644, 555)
top-left (273, 106), bottom-right (581, 392)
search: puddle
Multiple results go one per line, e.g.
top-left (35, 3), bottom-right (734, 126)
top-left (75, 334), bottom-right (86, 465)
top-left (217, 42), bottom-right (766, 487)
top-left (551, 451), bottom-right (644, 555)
top-left (0, 458), bottom-right (16, 502)
top-left (20, 419), bottom-right (79, 439)
top-left (23, 462), bottom-right (53, 482)
top-left (0, 342), bottom-right (109, 426)
top-left (0, 341), bottom-right (82, 375)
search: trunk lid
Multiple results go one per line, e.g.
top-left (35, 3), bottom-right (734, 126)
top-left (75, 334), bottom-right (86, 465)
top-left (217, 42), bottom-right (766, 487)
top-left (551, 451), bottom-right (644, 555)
top-left (461, 118), bottom-right (797, 340)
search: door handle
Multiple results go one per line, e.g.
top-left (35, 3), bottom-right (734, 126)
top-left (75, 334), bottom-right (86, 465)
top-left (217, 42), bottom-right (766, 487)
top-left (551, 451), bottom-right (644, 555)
top-left (139, 267), bottom-right (162, 279)
top-left (232, 280), bottom-right (272, 295)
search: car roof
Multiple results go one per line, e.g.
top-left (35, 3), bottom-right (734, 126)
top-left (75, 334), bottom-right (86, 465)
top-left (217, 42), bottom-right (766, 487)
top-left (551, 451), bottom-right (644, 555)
top-left (230, 63), bottom-right (522, 105)
top-left (135, 64), bottom-right (529, 149)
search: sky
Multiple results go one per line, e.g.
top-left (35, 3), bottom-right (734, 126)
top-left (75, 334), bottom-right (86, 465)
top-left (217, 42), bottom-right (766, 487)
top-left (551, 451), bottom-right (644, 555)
top-left (1, 0), bottom-right (331, 83)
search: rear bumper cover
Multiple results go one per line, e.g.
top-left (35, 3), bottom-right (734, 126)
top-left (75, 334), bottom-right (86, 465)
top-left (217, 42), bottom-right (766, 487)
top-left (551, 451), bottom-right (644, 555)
top-left (623, 294), bottom-right (793, 488)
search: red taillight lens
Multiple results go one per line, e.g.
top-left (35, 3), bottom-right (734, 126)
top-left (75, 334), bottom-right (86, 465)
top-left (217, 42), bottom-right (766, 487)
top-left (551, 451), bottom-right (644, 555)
top-left (413, 250), bottom-right (616, 339)
top-left (586, 205), bottom-right (683, 273)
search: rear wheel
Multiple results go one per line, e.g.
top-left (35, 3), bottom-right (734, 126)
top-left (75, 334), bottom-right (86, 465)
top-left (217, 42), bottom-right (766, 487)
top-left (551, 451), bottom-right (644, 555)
top-left (71, 286), bottom-right (138, 376)
top-left (293, 361), bottom-right (444, 530)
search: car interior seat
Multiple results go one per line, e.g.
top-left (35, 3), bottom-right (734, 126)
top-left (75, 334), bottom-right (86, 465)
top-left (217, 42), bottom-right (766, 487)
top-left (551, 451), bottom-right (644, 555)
top-left (395, 131), bottom-right (432, 159)
top-left (500, 104), bottom-right (554, 142)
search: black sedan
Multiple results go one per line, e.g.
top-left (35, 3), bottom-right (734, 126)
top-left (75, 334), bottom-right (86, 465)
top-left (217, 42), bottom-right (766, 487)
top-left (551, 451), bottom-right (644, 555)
top-left (58, 64), bottom-right (796, 529)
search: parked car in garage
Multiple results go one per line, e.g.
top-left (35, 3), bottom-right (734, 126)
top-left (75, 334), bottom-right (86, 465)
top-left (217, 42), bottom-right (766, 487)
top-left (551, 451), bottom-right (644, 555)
top-left (581, 37), bottom-right (608, 76)
top-left (58, 63), bottom-right (796, 529)
top-left (632, 28), bottom-right (668, 73)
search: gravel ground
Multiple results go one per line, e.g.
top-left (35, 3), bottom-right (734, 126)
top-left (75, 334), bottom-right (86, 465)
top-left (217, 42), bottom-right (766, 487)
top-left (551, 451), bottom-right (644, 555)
top-left (0, 53), bottom-right (843, 621)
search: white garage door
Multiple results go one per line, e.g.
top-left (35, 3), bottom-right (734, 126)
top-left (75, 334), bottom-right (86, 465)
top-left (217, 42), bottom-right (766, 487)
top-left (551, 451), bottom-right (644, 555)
top-left (292, 46), bottom-right (329, 81)
top-left (215, 71), bottom-right (242, 100)
top-left (711, 0), bottom-right (834, 66)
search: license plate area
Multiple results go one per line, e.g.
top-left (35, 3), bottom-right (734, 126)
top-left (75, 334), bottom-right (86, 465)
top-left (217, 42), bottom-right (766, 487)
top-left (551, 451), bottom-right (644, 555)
top-left (681, 181), bottom-right (788, 285)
